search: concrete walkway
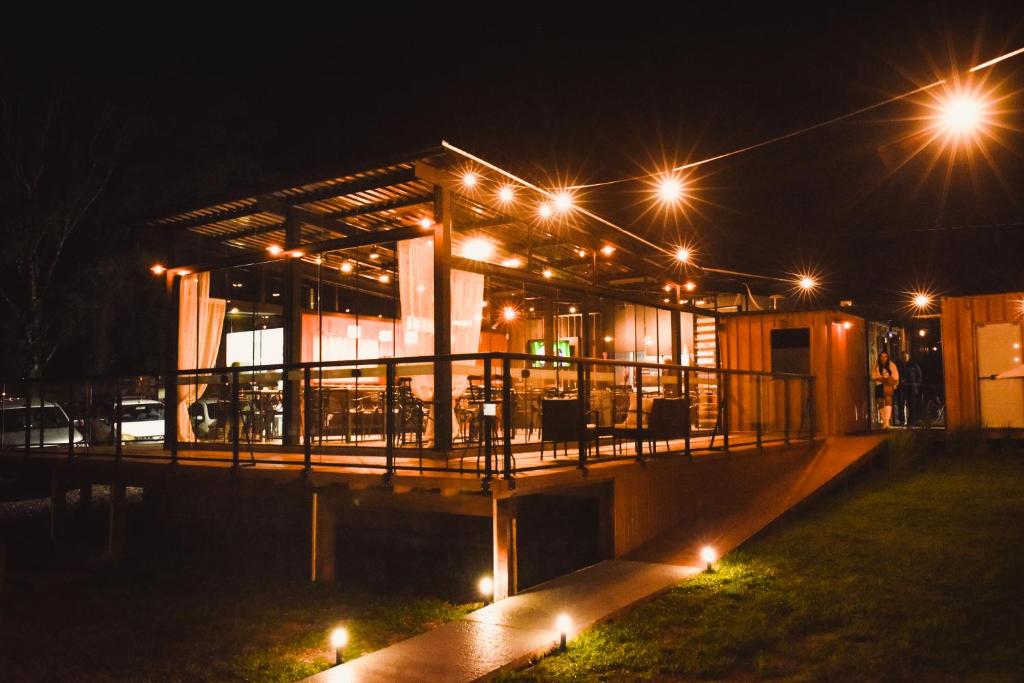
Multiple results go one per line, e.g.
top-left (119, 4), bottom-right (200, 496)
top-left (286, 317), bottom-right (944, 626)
top-left (304, 434), bottom-right (886, 683)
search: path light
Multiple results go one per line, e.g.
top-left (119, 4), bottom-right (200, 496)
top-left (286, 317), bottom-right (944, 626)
top-left (150, 264), bottom-right (166, 275)
top-left (478, 575), bottom-right (494, 602)
top-left (700, 545), bottom-right (717, 572)
top-left (556, 613), bottom-right (572, 651)
top-left (330, 626), bottom-right (349, 665)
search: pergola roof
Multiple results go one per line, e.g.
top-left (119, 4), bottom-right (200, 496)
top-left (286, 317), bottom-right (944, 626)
top-left (149, 143), bottom-right (708, 305)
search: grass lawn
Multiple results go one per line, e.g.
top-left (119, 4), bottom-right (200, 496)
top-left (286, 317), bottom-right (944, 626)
top-left (510, 447), bottom-right (1024, 681)
top-left (0, 494), bottom-right (477, 682)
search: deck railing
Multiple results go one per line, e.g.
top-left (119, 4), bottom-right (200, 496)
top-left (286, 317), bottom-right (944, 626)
top-left (0, 353), bottom-right (814, 484)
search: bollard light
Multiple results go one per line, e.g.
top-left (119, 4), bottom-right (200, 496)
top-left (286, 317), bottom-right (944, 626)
top-left (556, 613), bottom-right (572, 651)
top-left (330, 626), bottom-right (349, 665)
top-left (700, 545), bottom-right (717, 572)
top-left (478, 575), bottom-right (494, 602)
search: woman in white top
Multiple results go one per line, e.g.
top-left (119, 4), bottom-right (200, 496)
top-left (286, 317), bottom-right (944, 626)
top-left (872, 350), bottom-right (900, 428)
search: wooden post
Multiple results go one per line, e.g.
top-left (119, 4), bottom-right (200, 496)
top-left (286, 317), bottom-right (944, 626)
top-left (283, 210), bottom-right (303, 446)
top-left (432, 186), bottom-right (453, 452)
top-left (310, 491), bottom-right (336, 582)
top-left (492, 495), bottom-right (518, 600)
top-left (107, 479), bottom-right (127, 558)
top-left (164, 274), bottom-right (180, 460)
top-left (49, 470), bottom-right (66, 541)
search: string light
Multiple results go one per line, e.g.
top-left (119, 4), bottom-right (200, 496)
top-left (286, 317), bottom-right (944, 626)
top-left (600, 245), bottom-right (616, 256)
top-left (419, 217), bottom-right (434, 229)
top-left (502, 306), bottom-right (517, 322)
top-left (553, 190), bottom-right (574, 213)
top-left (538, 203), bottom-right (553, 219)
top-left (798, 275), bottom-right (817, 291)
top-left (912, 292), bottom-right (933, 310)
top-left (684, 281), bottom-right (697, 292)
top-left (498, 186), bottom-right (515, 203)
top-left (542, 268), bottom-right (553, 278)
top-left (340, 261), bottom-right (354, 274)
top-left (655, 174), bottom-right (685, 205)
top-left (462, 171), bottom-right (479, 188)
top-left (501, 257), bottom-right (523, 268)
top-left (289, 250), bottom-right (304, 258)
top-left (674, 247), bottom-right (692, 264)
top-left (267, 245), bottom-right (283, 256)
top-left (150, 264), bottom-right (165, 275)
top-left (379, 273), bottom-right (391, 284)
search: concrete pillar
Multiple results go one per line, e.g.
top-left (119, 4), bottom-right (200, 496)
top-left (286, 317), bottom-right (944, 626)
top-left (49, 471), bottom-right (67, 541)
top-left (492, 496), bottom-right (518, 600)
top-left (78, 482), bottom-right (93, 516)
top-left (310, 491), bottom-right (336, 582)
top-left (107, 480), bottom-right (127, 558)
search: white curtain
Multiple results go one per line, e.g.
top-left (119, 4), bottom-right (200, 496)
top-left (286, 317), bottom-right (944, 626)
top-left (177, 272), bottom-right (226, 441)
top-left (397, 236), bottom-right (485, 419)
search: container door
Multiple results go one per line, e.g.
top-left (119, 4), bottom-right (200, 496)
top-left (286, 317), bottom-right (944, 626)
top-left (976, 322), bottom-right (1024, 428)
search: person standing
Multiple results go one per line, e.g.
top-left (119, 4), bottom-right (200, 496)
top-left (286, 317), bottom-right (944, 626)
top-left (902, 351), bottom-right (923, 426)
top-left (872, 351), bottom-right (900, 428)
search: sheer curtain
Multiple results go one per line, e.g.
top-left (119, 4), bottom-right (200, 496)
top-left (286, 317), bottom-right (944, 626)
top-left (177, 272), bottom-right (226, 441)
top-left (397, 235), bottom-right (485, 400)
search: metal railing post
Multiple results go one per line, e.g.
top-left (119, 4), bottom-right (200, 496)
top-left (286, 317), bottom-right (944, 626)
top-left (38, 384), bottom-right (45, 449)
top-left (755, 374), bottom-right (763, 450)
top-left (231, 367), bottom-right (241, 468)
top-left (483, 357), bottom-right (493, 485)
top-left (502, 357), bottom-right (513, 480)
top-left (783, 378), bottom-right (791, 445)
top-left (634, 364), bottom-right (644, 460)
top-left (576, 361), bottom-right (587, 470)
top-left (68, 383), bottom-right (75, 459)
top-left (303, 366), bottom-right (312, 470)
top-left (683, 368), bottom-right (692, 460)
top-left (384, 361), bottom-right (395, 482)
top-left (721, 371), bottom-right (730, 452)
top-left (23, 386), bottom-right (30, 453)
top-left (114, 382), bottom-right (122, 462)
top-left (169, 373), bottom-right (179, 465)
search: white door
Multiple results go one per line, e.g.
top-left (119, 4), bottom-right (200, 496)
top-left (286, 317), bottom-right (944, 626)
top-left (976, 323), bottom-right (1024, 428)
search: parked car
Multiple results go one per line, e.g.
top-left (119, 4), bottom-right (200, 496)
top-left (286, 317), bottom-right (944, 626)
top-left (0, 397), bottom-right (84, 448)
top-left (89, 398), bottom-right (166, 444)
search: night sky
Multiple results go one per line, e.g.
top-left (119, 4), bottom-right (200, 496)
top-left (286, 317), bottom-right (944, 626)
top-left (2, 5), bottom-right (1023, 374)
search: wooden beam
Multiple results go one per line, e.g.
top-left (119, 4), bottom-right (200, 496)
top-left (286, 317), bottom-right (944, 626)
top-left (155, 203), bottom-right (260, 231)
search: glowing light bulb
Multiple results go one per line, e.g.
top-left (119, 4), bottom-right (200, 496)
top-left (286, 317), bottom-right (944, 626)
top-left (799, 276), bottom-right (816, 291)
top-left (419, 217), bottom-right (434, 229)
top-left (913, 293), bottom-right (932, 309)
top-left (542, 268), bottom-right (553, 279)
top-left (498, 186), bottom-right (515, 203)
top-left (700, 545), bottom-right (717, 570)
top-left (941, 94), bottom-right (985, 136)
top-left (330, 627), bottom-right (348, 649)
top-left (684, 281), bottom-right (697, 292)
top-left (462, 171), bottom-right (479, 188)
top-left (600, 245), bottom-right (615, 256)
top-left (462, 238), bottom-right (495, 261)
top-left (379, 273), bottom-right (390, 284)
top-left (340, 261), bottom-right (354, 274)
top-left (502, 306), bottom-right (517, 322)
top-left (267, 245), bottom-right (283, 256)
top-left (674, 247), bottom-right (691, 264)
top-left (538, 203), bottom-right (553, 219)
top-left (501, 257), bottom-right (523, 268)
top-left (150, 264), bottom-right (166, 275)
top-left (657, 176), bottom-right (684, 204)
top-left (553, 190), bottom-right (574, 213)
top-left (479, 576), bottom-right (494, 597)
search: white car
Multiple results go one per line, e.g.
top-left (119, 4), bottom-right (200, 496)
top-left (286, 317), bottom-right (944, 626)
top-left (91, 398), bottom-right (166, 443)
top-left (0, 397), bottom-right (85, 448)
top-left (117, 398), bottom-right (166, 443)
